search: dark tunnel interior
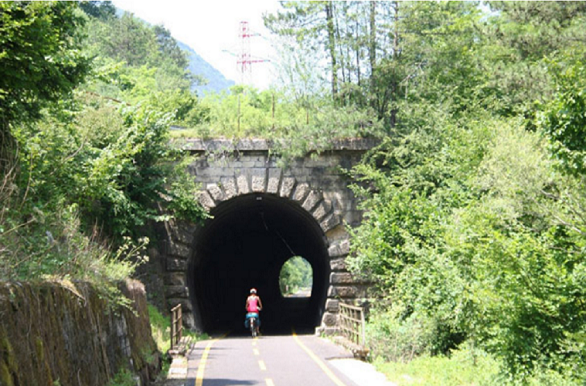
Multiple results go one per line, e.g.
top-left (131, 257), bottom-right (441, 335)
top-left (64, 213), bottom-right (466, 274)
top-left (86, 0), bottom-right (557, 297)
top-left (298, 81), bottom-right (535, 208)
top-left (187, 193), bottom-right (330, 334)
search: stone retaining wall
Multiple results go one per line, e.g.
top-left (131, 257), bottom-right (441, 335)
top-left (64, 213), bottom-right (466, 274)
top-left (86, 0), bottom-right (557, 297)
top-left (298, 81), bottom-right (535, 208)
top-left (0, 280), bottom-right (160, 385)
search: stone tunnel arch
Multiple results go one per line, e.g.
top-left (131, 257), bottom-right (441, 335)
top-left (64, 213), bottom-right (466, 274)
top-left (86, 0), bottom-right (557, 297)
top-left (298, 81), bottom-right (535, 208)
top-left (188, 193), bottom-right (330, 333)
top-left (156, 139), bottom-right (375, 335)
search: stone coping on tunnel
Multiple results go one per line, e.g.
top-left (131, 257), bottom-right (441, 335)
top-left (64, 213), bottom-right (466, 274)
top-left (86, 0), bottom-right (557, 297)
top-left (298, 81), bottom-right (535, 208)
top-left (178, 137), bottom-right (380, 153)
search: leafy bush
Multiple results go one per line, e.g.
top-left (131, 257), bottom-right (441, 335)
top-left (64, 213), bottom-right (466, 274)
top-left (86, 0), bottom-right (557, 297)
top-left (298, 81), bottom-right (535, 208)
top-left (9, 94), bottom-right (207, 243)
top-left (374, 343), bottom-right (501, 386)
top-left (107, 368), bottom-right (137, 386)
top-left (0, 2), bottom-right (89, 128)
top-left (539, 62), bottom-right (586, 176)
top-left (366, 307), bottom-right (436, 363)
top-left (349, 114), bottom-right (586, 382)
top-left (1, 3), bottom-right (209, 292)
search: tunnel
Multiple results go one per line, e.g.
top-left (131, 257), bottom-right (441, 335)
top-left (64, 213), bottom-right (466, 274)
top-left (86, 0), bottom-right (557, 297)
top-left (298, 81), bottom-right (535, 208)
top-left (187, 193), bottom-right (330, 334)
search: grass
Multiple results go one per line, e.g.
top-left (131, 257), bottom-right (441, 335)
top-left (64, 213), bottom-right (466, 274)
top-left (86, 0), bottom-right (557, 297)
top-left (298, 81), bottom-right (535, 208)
top-left (148, 303), bottom-right (209, 381)
top-left (148, 304), bottom-right (172, 354)
top-left (107, 368), bottom-right (137, 386)
top-left (374, 347), bottom-right (501, 386)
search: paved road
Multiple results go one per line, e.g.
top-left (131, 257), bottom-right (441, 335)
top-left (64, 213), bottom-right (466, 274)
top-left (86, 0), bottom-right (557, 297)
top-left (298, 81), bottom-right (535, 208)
top-left (177, 331), bottom-right (364, 386)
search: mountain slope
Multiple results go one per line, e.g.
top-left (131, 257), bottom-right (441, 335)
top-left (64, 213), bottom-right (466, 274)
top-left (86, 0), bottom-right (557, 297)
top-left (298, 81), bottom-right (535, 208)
top-left (178, 41), bottom-right (235, 95)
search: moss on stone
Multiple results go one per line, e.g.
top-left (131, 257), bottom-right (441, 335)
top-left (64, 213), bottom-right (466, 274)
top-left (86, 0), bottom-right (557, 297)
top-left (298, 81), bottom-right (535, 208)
top-left (0, 280), bottom-right (161, 384)
top-left (0, 334), bottom-right (17, 376)
top-left (0, 361), bottom-right (13, 386)
top-left (34, 337), bottom-right (43, 361)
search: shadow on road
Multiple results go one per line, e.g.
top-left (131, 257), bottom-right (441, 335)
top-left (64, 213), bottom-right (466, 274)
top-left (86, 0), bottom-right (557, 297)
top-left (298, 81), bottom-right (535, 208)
top-left (195, 378), bottom-right (256, 386)
top-left (161, 379), bottom-right (255, 386)
top-left (206, 296), bottom-right (320, 338)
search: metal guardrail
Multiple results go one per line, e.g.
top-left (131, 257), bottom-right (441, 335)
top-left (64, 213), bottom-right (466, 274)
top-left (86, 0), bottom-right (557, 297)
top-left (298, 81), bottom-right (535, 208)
top-left (339, 302), bottom-right (366, 347)
top-left (170, 304), bottom-right (183, 350)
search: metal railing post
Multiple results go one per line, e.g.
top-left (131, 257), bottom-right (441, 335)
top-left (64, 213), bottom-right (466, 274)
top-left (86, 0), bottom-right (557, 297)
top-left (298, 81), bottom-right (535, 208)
top-left (360, 305), bottom-right (366, 347)
top-left (339, 302), bottom-right (367, 349)
top-left (170, 304), bottom-right (183, 350)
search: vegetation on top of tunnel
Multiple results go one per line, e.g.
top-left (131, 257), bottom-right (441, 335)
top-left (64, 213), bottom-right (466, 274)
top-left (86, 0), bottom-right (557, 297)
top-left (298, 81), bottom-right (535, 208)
top-left (170, 85), bottom-right (385, 160)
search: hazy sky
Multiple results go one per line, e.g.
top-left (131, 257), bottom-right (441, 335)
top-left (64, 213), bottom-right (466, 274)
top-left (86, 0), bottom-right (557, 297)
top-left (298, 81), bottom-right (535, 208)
top-left (112, 0), bottom-right (281, 89)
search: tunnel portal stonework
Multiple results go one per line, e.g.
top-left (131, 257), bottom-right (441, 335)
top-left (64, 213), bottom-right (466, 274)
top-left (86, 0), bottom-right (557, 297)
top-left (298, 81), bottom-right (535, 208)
top-left (160, 138), bottom-right (375, 334)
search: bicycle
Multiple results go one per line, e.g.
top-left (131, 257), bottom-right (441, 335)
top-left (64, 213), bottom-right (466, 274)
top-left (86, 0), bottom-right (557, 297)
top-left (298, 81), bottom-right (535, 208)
top-left (245, 312), bottom-right (260, 338)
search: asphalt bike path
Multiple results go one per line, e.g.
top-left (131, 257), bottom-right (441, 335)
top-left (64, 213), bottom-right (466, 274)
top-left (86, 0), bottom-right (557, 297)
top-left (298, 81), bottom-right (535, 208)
top-left (187, 331), bottom-right (363, 386)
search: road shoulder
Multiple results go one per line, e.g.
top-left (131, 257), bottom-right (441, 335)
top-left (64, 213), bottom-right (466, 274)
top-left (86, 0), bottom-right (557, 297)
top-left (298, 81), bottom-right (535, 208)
top-left (330, 358), bottom-right (397, 386)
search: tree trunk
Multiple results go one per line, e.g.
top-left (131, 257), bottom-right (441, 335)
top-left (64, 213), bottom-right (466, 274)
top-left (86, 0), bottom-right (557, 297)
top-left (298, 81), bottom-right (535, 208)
top-left (335, 6), bottom-right (346, 86)
top-left (325, 2), bottom-right (338, 100)
top-left (369, 1), bottom-right (376, 77)
top-left (389, 1), bottom-right (400, 128)
top-left (356, 18), bottom-right (361, 87)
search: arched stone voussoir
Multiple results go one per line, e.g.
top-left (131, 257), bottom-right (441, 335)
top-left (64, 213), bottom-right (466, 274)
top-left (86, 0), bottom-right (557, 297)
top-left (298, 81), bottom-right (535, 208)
top-left (302, 189), bottom-right (323, 212)
top-left (220, 177), bottom-right (237, 200)
top-left (320, 212), bottom-right (342, 234)
top-left (236, 174), bottom-right (250, 195)
top-left (327, 238), bottom-right (350, 258)
top-left (206, 183), bottom-right (225, 202)
top-left (311, 199), bottom-right (332, 223)
top-left (292, 182), bottom-right (310, 203)
top-left (251, 169), bottom-right (267, 193)
top-left (279, 177), bottom-right (296, 198)
top-left (266, 168), bottom-right (282, 194)
top-left (197, 190), bottom-right (216, 210)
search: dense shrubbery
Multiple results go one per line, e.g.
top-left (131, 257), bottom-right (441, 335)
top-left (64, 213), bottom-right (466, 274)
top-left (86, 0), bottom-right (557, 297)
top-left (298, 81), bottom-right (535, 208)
top-left (0, 2), bottom-right (208, 288)
top-left (350, 114), bottom-right (586, 381)
top-left (321, 2), bottom-right (586, 384)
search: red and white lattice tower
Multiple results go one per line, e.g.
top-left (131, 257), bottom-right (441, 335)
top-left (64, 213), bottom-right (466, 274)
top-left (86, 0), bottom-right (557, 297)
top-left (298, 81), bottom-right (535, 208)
top-left (237, 21), bottom-right (268, 85)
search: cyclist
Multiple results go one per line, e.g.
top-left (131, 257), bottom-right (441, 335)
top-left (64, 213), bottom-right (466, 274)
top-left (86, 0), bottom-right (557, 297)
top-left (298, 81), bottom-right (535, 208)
top-left (245, 288), bottom-right (263, 335)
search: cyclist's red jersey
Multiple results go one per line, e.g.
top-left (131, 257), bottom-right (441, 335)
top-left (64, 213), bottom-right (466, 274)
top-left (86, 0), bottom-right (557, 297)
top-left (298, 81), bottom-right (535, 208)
top-left (247, 296), bottom-right (260, 312)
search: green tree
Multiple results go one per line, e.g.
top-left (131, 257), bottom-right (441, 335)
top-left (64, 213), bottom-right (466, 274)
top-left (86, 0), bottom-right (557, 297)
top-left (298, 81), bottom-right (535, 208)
top-left (101, 12), bottom-right (159, 67)
top-left (348, 98), bottom-right (586, 383)
top-left (482, 1), bottom-right (586, 116)
top-left (539, 62), bottom-right (586, 176)
top-left (0, 2), bottom-right (89, 162)
top-left (1, 1), bottom-right (209, 287)
top-left (264, 2), bottom-right (340, 101)
top-left (264, 2), bottom-right (485, 129)
top-left (279, 256), bottom-right (312, 295)
top-left (82, 10), bottom-right (206, 127)
top-left (153, 24), bottom-right (189, 70)
top-left (79, 1), bottom-right (116, 20)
